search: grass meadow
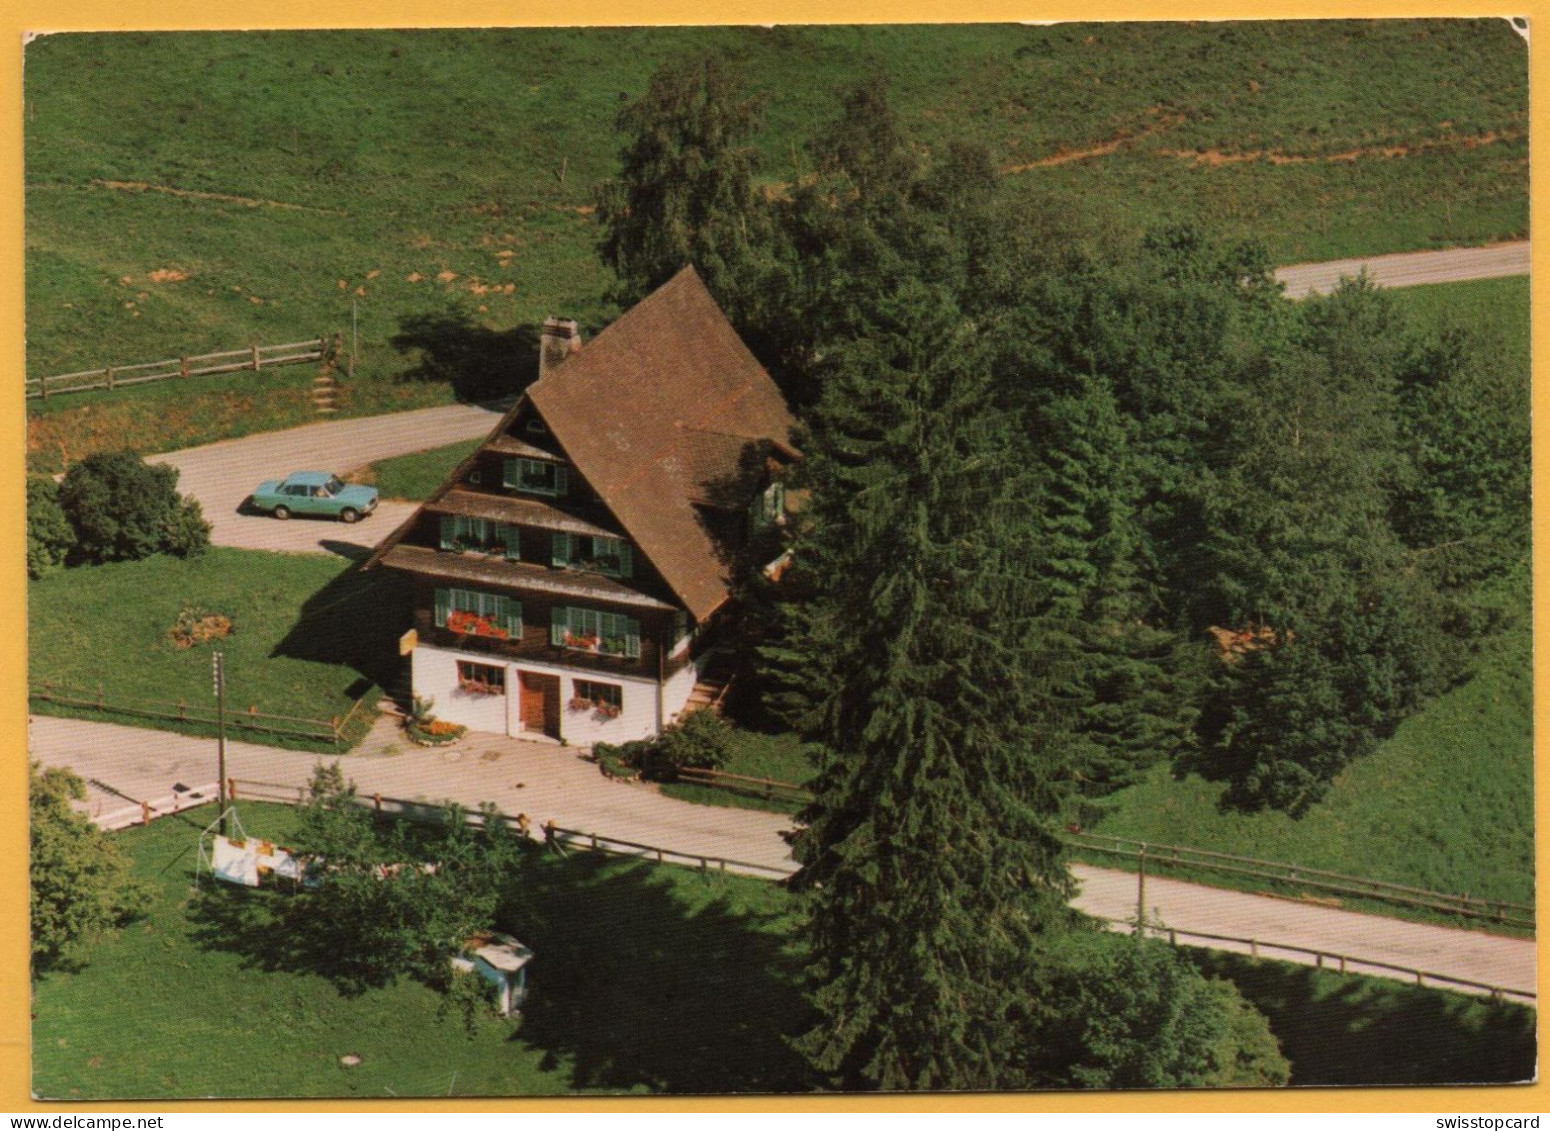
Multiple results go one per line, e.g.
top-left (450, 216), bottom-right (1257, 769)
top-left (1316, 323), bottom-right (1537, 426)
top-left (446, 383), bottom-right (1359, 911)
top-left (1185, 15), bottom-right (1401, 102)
top-left (30, 802), bottom-right (1534, 1098)
top-left (27, 549), bottom-right (407, 748)
top-left (24, 22), bottom-right (1526, 469)
top-left (31, 803), bottom-right (810, 1099)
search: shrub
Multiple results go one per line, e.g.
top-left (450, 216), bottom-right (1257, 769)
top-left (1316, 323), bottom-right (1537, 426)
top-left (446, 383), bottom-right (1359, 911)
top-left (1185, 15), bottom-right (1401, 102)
top-left (163, 496), bottom-right (213, 559)
top-left (26, 475), bottom-right (73, 578)
top-left (650, 711), bottom-right (733, 777)
top-left (57, 449), bottom-right (210, 564)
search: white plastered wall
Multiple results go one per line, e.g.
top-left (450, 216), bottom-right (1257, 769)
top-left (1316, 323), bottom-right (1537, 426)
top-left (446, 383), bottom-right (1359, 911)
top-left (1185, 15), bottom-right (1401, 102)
top-left (412, 642), bottom-right (668, 745)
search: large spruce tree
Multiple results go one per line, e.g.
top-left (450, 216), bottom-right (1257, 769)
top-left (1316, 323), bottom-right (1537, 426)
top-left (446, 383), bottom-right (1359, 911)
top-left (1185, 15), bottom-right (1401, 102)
top-left (785, 290), bottom-right (1081, 1090)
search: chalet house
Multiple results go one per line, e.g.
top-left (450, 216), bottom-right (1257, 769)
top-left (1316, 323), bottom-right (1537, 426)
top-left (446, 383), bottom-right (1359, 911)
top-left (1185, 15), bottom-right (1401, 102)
top-left (364, 267), bottom-right (797, 745)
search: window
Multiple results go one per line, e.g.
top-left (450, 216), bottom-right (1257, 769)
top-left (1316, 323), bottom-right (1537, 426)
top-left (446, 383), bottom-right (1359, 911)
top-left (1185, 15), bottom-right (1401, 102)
top-left (751, 480), bottom-right (785, 532)
top-left (434, 588), bottom-right (522, 640)
top-left (525, 419), bottom-right (548, 436)
top-left (467, 467), bottom-right (483, 486)
top-left (457, 661), bottom-right (506, 696)
top-left (570, 679), bottom-right (623, 718)
top-left (551, 531), bottom-right (633, 577)
top-left (550, 606), bottom-right (641, 659)
top-left (505, 457), bottom-right (568, 497)
top-left (439, 515), bottom-right (519, 559)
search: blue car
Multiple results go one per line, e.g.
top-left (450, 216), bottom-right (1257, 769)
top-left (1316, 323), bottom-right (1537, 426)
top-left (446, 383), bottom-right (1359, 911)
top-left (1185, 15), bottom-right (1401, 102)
top-left (251, 471), bottom-right (379, 523)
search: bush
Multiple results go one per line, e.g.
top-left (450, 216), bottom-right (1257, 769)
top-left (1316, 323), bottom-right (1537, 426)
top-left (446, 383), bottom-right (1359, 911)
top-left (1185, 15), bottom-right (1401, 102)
top-left (26, 475), bottom-right (74, 578)
top-left (56, 449), bottom-right (210, 564)
top-left (650, 711), bottom-right (733, 777)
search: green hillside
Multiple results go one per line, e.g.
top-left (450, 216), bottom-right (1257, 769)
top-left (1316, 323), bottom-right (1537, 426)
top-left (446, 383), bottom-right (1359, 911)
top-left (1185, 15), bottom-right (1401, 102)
top-left (25, 22), bottom-right (1526, 382)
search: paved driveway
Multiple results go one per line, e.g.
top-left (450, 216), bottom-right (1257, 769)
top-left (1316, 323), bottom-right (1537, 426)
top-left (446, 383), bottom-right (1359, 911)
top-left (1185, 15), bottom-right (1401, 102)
top-left (148, 403), bottom-right (504, 557)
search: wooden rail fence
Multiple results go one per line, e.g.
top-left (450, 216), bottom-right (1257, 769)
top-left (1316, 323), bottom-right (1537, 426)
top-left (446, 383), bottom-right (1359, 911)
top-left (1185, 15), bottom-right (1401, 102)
top-left (1066, 831), bottom-right (1534, 931)
top-left (1095, 916), bottom-right (1535, 1005)
top-left (576, 766), bottom-right (1530, 930)
top-left (206, 784), bottom-right (1533, 1003)
top-left (225, 780), bottom-right (797, 880)
top-left (29, 681), bottom-right (371, 750)
top-left (28, 337), bottom-right (330, 400)
top-left (673, 766), bottom-right (812, 806)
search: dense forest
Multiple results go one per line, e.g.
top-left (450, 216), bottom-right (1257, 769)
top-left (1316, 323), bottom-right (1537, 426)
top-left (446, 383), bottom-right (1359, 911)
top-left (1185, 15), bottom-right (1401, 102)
top-left (595, 57), bottom-right (1530, 1089)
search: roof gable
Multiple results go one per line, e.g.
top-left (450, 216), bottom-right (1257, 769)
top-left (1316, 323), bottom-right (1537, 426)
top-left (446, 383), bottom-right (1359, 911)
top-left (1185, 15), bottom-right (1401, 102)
top-left (527, 266), bottom-right (795, 620)
top-left (366, 266), bottom-right (795, 621)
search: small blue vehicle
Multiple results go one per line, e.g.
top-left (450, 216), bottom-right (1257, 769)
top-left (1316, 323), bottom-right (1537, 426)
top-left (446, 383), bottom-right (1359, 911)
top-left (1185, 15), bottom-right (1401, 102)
top-left (251, 471), bottom-right (379, 523)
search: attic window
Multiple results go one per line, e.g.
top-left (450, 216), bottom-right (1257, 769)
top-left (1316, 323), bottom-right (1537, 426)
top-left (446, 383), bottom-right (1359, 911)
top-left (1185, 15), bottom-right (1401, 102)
top-left (525, 419), bottom-right (548, 436)
top-left (505, 457), bottom-right (568, 497)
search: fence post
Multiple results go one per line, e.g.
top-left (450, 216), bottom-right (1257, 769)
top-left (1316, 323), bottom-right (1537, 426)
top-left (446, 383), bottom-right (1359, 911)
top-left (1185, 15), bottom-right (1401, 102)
top-left (1339, 956), bottom-right (1347, 974)
top-left (39, 374), bottom-right (47, 400)
top-left (141, 801), bottom-right (150, 826)
top-left (252, 342), bottom-right (261, 371)
top-left (229, 778), bottom-right (237, 802)
top-left (105, 366), bottom-right (115, 390)
top-left (180, 356), bottom-right (189, 379)
top-left (374, 792), bottom-right (382, 812)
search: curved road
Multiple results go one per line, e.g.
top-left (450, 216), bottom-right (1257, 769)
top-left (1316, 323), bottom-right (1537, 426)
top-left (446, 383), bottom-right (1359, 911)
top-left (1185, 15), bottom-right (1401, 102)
top-left (149, 402), bottom-right (506, 557)
top-left (29, 714), bottom-right (1536, 1002)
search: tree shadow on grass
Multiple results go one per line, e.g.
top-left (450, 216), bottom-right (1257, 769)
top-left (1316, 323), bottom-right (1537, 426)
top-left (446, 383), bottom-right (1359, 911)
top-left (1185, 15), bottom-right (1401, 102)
top-left (506, 853), bottom-right (815, 1095)
top-left (183, 845), bottom-right (816, 1095)
top-left (1188, 951), bottom-right (1536, 1086)
top-left (392, 313), bottom-right (541, 403)
top-left (270, 565), bottom-right (412, 694)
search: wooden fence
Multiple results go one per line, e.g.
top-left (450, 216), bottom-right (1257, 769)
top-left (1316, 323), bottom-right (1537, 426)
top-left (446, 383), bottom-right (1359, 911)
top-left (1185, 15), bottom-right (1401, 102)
top-left (208, 783), bottom-right (1533, 1002)
top-left (673, 766), bottom-right (812, 807)
top-left (226, 779), bottom-right (797, 880)
top-left (27, 337), bottom-right (330, 400)
top-left (1066, 831), bottom-right (1534, 931)
top-left (29, 681), bottom-right (373, 751)
top-left (612, 770), bottom-right (1529, 930)
top-left (1094, 916), bottom-right (1535, 1005)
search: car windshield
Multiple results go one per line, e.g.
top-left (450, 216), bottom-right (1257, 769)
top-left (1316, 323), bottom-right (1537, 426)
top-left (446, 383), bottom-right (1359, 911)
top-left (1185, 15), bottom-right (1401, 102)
top-left (325, 476), bottom-right (345, 494)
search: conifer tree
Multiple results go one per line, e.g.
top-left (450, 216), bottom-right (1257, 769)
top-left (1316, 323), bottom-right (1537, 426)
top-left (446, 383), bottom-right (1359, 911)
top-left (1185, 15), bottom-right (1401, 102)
top-left (784, 290), bottom-right (1082, 1089)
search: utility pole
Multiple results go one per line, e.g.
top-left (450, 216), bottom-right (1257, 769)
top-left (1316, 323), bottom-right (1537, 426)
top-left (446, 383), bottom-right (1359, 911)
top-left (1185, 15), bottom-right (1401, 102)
top-left (213, 651), bottom-right (228, 837)
top-left (1135, 843), bottom-right (1147, 937)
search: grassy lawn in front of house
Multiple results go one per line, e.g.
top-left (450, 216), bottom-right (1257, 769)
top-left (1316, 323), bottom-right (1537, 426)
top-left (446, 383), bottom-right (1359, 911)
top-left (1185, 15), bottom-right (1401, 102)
top-left (28, 548), bottom-right (409, 750)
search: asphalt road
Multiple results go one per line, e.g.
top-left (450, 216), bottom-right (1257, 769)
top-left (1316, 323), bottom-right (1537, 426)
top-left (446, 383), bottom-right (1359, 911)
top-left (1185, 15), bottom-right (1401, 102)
top-left (30, 714), bottom-right (1536, 1001)
top-left (1274, 240), bottom-right (1529, 298)
top-left (148, 402), bottom-right (505, 557)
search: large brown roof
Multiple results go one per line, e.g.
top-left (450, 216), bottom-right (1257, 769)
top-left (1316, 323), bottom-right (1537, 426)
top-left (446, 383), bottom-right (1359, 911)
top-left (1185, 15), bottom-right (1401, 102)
top-left (366, 266), bottom-right (795, 620)
top-left (527, 266), bottom-right (795, 620)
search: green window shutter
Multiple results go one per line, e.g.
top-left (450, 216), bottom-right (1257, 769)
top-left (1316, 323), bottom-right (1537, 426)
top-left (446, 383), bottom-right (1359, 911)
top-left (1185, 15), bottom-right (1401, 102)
top-left (434, 588), bottom-right (451, 627)
top-left (503, 524), bottom-right (520, 560)
top-left (617, 540), bottom-right (633, 578)
top-left (499, 596), bottom-right (522, 636)
top-left (551, 607), bottom-right (567, 647)
top-left (554, 464), bottom-right (569, 496)
top-left (552, 531), bottom-right (572, 568)
top-left (503, 459), bottom-right (517, 489)
top-left (439, 515), bottom-right (455, 550)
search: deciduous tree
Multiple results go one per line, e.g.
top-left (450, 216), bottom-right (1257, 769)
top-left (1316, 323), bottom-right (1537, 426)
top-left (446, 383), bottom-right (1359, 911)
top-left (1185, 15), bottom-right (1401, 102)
top-left (30, 762), bottom-right (147, 973)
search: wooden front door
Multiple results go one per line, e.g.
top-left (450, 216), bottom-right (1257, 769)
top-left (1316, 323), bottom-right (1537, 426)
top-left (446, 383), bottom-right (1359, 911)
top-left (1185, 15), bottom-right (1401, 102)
top-left (519, 672), bottom-right (561, 739)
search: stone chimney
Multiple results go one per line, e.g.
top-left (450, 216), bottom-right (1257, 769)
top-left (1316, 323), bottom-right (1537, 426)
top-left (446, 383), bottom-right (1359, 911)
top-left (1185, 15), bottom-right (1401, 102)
top-left (538, 317), bottom-right (582, 380)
